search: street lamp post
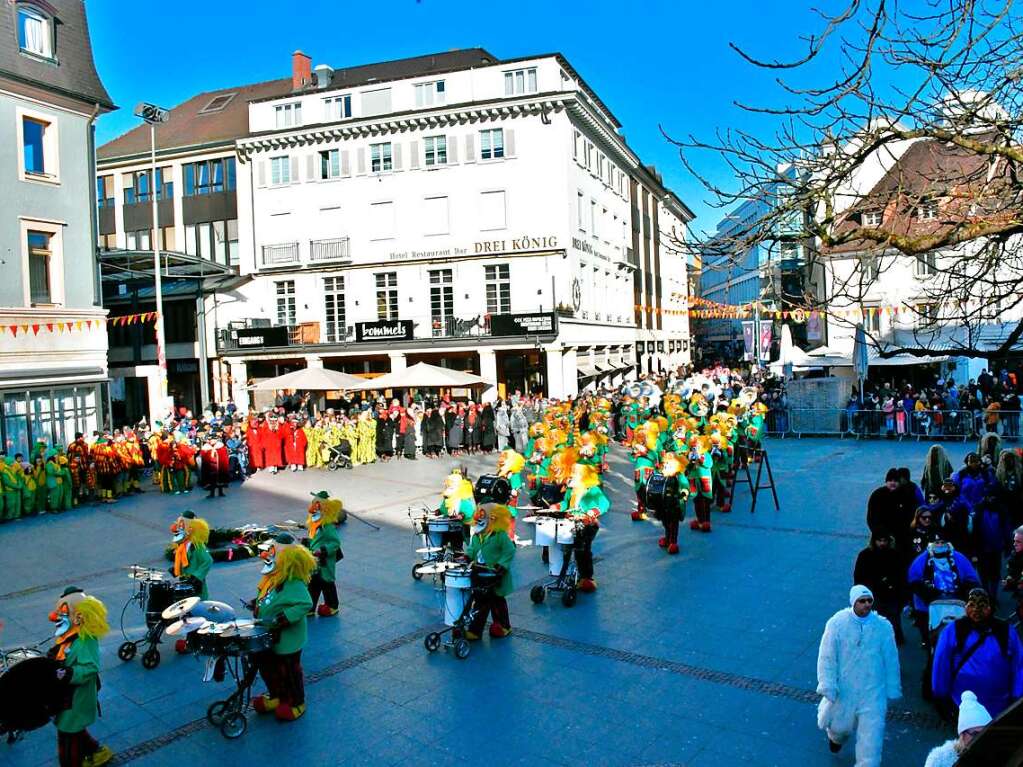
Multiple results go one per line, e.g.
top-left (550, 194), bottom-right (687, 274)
top-left (134, 103), bottom-right (170, 420)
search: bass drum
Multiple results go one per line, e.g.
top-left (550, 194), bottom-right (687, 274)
top-left (644, 473), bottom-right (681, 521)
top-left (474, 474), bottom-right (512, 505)
top-left (0, 649), bottom-right (64, 735)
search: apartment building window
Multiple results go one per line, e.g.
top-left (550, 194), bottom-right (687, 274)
top-left (185, 220), bottom-right (238, 264)
top-left (429, 269), bottom-right (453, 337)
top-left (320, 149), bottom-right (341, 179)
top-left (125, 229), bottom-right (151, 251)
top-left (479, 190), bottom-right (506, 231)
top-left (859, 255), bottom-right (878, 282)
top-left (916, 200), bottom-right (938, 221)
top-left (98, 234), bottom-right (116, 251)
top-left (17, 6), bottom-right (51, 58)
top-left (504, 67), bottom-right (537, 96)
top-left (479, 129), bottom-right (504, 160)
top-left (414, 80), bottom-right (445, 107)
top-left (184, 158), bottom-right (235, 196)
top-left (123, 167), bottom-right (173, 204)
top-left (485, 264), bottom-right (511, 314)
top-left (270, 155), bottom-right (291, 185)
top-left (424, 135), bottom-right (447, 166)
top-left (27, 231), bottom-right (52, 304)
top-left (323, 276), bottom-right (346, 343)
top-left (370, 142), bottom-right (392, 172)
top-left (602, 207), bottom-right (609, 243)
top-left (274, 102), bottom-right (302, 129)
top-left (276, 280), bottom-right (296, 326)
top-left (96, 176), bottom-right (114, 208)
top-left (597, 153), bottom-right (606, 180)
top-left (590, 199), bottom-right (597, 237)
top-left (585, 142), bottom-right (593, 170)
top-left (577, 191), bottom-right (585, 232)
top-left (573, 130), bottom-right (582, 161)
top-left (22, 116), bottom-right (50, 177)
top-left (863, 305), bottom-right (881, 333)
top-left (862, 210), bottom-right (883, 227)
top-left (323, 94), bottom-right (352, 120)
top-left (915, 303), bottom-right (938, 324)
top-left (361, 87), bottom-right (392, 117)
top-left (375, 272), bottom-right (398, 320)
top-left (914, 252), bottom-right (938, 277)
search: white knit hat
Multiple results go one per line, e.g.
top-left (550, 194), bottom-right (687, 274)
top-left (849, 584), bottom-right (874, 607)
top-left (957, 691), bottom-right (992, 734)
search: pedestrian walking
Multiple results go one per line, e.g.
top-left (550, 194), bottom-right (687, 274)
top-left (923, 691), bottom-right (991, 767)
top-left (816, 585), bottom-right (901, 766)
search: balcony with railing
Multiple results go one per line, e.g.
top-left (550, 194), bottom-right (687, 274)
top-left (309, 237), bottom-right (351, 265)
top-left (259, 242), bottom-right (300, 268)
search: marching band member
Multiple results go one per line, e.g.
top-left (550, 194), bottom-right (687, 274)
top-left (559, 463), bottom-right (610, 592)
top-left (49, 587), bottom-right (112, 767)
top-left (464, 503), bottom-right (516, 639)
top-left (200, 433), bottom-right (229, 498)
top-left (169, 510), bottom-right (212, 599)
top-left (496, 449), bottom-right (526, 507)
top-left (630, 425), bottom-right (659, 521)
top-left (251, 533), bottom-right (316, 722)
top-left (657, 453), bottom-right (690, 555)
top-left (688, 436), bottom-right (714, 533)
top-left (439, 469), bottom-right (476, 551)
top-left (305, 491), bottom-right (343, 617)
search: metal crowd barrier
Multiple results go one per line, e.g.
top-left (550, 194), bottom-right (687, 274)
top-left (763, 408), bottom-right (1023, 441)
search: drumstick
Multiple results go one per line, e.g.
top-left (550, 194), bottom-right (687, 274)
top-left (345, 510), bottom-right (381, 531)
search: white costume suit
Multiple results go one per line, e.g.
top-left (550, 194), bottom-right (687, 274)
top-left (816, 598), bottom-right (902, 767)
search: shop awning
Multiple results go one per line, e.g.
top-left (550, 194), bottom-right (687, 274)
top-left (593, 360), bottom-right (612, 373)
top-left (577, 364), bottom-right (598, 378)
top-left (248, 366), bottom-right (367, 391)
top-left (868, 353), bottom-right (949, 366)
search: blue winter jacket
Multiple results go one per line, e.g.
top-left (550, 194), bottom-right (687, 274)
top-left (931, 620), bottom-right (1023, 717)
top-left (907, 550), bottom-right (981, 612)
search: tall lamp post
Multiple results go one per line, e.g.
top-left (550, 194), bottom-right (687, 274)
top-left (134, 102), bottom-right (170, 419)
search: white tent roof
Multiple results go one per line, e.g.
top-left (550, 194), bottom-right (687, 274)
top-left (248, 366), bottom-right (366, 391)
top-left (348, 361), bottom-right (487, 390)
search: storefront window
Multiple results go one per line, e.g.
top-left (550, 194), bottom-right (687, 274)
top-left (30, 391), bottom-right (54, 446)
top-left (80, 387), bottom-right (98, 436)
top-left (56, 388), bottom-right (79, 445)
top-left (3, 393), bottom-right (29, 458)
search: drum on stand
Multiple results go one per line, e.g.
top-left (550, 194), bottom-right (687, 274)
top-left (0, 649), bottom-right (64, 736)
top-left (146, 579), bottom-right (199, 628)
top-left (555, 520), bottom-right (577, 545)
top-left (426, 515), bottom-right (461, 549)
top-left (534, 519), bottom-right (557, 547)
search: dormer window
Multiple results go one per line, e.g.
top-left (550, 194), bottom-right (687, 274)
top-left (915, 200), bottom-right (938, 221)
top-left (504, 67), bottom-right (538, 96)
top-left (414, 80), bottom-right (445, 107)
top-left (17, 4), bottom-right (53, 59)
top-left (274, 102), bottom-right (302, 129)
top-left (862, 210), bottom-right (883, 227)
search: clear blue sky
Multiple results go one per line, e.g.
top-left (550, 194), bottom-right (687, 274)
top-left (87, 0), bottom-right (841, 234)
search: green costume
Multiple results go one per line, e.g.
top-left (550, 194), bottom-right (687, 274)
top-left (1, 458), bottom-right (23, 519)
top-left (307, 523), bottom-right (341, 583)
top-left (439, 496), bottom-right (476, 524)
top-left (561, 486), bottom-right (611, 517)
top-left (55, 635), bottom-right (101, 733)
top-left (22, 470), bottom-right (37, 515)
top-left (58, 458), bottom-right (72, 510)
top-left (257, 578), bottom-right (313, 655)
top-left (45, 457), bottom-right (62, 512)
top-left (181, 542), bottom-right (213, 599)
top-left (465, 529), bottom-right (515, 596)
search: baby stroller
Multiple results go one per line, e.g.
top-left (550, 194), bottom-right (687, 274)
top-left (327, 440), bottom-right (353, 471)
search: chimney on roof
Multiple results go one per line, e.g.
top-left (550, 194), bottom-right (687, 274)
top-left (292, 50), bottom-right (312, 90)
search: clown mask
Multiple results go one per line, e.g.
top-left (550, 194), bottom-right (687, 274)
top-left (471, 505), bottom-right (490, 536)
top-left (49, 591), bottom-right (85, 638)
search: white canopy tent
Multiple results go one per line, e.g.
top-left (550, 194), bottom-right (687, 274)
top-left (347, 361), bottom-right (487, 391)
top-left (247, 367), bottom-right (366, 391)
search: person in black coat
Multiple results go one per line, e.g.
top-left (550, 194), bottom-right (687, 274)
top-left (401, 409), bottom-right (418, 460)
top-left (867, 468), bottom-right (916, 554)
top-left (908, 506), bottom-right (940, 559)
top-left (376, 412), bottom-right (395, 460)
top-left (443, 407), bottom-right (456, 454)
top-left (480, 403), bottom-right (496, 452)
top-left (424, 408), bottom-right (445, 457)
top-left (853, 529), bottom-right (906, 645)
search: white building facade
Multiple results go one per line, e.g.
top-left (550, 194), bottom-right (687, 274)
top-left (219, 50), bottom-right (692, 405)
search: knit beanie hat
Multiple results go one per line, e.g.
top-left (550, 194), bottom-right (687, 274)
top-left (957, 691), bottom-right (992, 734)
top-left (849, 584), bottom-right (873, 607)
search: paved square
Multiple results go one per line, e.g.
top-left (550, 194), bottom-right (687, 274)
top-left (0, 437), bottom-right (971, 766)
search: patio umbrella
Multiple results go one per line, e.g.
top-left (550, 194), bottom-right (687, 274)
top-left (852, 323), bottom-right (869, 402)
top-left (247, 366), bottom-right (366, 391)
top-left (349, 361), bottom-right (487, 390)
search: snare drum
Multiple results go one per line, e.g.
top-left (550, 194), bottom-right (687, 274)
top-left (0, 649), bottom-right (63, 735)
top-left (187, 624), bottom-right (274, 656)
top-left (555, 520), bottom-right (577, 545)
top-left (426, 515), bottom-right (461, 548)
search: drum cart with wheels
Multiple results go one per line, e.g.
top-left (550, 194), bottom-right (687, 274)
top-left (187, 622), bottom-right (273, 739)
top-left (409, 506), bottom-right (461, 580)
top-left (116, 565), bottom-right (198, 670)
top-left (423, 563), bottom-right (501, 660)
top-left (527, 512), bottom-right (581, 608)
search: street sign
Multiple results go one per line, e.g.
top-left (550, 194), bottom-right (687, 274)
top-left (134, 102), bottom-right (169, 124)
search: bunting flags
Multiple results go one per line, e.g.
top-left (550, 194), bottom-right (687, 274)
top-left (635, 299), bottom-right (919, 322)
top-left (0, 311), bottom-right (158, 336)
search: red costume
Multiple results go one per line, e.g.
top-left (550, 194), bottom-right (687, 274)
top-left (284, 423), bottom-right (307, 467)
top-left (246, 418), bottom-right (264, 470)
top-left (258, 420), bottom-right (284, 468)
top-left (200, 440), bottom-right (229, 495)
